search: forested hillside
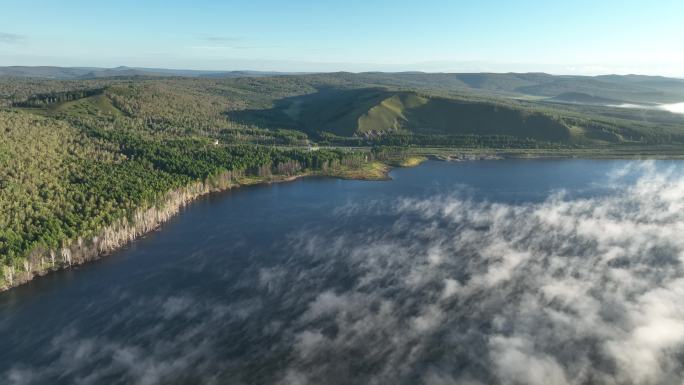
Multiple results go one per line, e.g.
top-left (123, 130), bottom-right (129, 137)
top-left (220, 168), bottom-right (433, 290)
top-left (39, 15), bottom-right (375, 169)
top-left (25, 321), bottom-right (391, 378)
top-left (232, 89), bottom-right (576, 140)
top-left (1, 71), bottom-right (684, 290)
top-left (0, 77), bottom-right (379, 290)
top-left (5, 67), bottom-right (684, 103)
top-left (232, 86), bottom-right (684, 146)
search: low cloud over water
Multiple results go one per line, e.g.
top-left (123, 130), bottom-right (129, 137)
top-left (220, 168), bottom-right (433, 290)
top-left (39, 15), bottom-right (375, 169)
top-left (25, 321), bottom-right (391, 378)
top-left (612, 102), bottom-right (684, 115)
top-left (660, 103), bottom-right (684, 114)
top-left (6, 162), bottom-right (684, 385)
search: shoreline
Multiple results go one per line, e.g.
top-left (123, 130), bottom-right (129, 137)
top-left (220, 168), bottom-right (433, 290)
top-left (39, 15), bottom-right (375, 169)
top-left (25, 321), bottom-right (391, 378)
top-left (0, 163), bottom-right (391, 293)
top-left (3, 151), bottom-right (682, 292)
top-left (410, 147), bottom-right (684, 161)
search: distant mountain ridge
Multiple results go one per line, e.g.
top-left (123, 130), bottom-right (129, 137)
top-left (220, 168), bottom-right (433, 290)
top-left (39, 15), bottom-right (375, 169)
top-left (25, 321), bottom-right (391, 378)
top-left (304, 72), bottom-right (684, 104)
top-left (0, 66), bottom-right (298, 79)
top-left (1, 66), bottom-right (683, 104)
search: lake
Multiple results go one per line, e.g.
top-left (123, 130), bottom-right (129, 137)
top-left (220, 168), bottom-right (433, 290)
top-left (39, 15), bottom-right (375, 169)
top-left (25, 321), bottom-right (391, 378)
top-left (2, 159), bottom-right (684, 385)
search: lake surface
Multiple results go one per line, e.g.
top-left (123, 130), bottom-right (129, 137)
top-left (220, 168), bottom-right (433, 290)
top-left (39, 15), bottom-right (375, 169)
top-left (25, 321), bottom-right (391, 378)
top-left (3, 159), bottom-right (684, 385)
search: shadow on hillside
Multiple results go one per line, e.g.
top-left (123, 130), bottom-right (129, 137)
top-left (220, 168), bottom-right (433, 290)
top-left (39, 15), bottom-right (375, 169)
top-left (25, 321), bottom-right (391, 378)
top-left (228, 86), bottom-right (585, 143)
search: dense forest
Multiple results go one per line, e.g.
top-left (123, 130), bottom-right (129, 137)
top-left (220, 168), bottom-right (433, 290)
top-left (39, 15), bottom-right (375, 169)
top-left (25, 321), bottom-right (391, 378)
top-left (1, 71), bottom-right (684, 290)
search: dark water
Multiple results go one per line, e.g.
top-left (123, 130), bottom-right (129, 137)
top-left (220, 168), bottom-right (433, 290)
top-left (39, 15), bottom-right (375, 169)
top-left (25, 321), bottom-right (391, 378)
top-left (3, 159), bottom-right (684, 385)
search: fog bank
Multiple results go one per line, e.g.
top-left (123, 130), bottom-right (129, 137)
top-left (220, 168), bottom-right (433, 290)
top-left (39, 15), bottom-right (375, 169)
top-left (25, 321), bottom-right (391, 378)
top-left (6, 161), bottom-right (684, 385)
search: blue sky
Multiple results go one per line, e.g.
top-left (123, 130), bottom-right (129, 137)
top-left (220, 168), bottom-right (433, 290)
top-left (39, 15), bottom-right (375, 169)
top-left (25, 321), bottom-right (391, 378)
top-left (1, 0), bottom-right (683, 75)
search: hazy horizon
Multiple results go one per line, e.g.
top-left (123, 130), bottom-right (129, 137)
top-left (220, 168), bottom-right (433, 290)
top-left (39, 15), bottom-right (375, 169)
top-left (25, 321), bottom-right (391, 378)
top-left (3, 64), bottom-right (684, 79)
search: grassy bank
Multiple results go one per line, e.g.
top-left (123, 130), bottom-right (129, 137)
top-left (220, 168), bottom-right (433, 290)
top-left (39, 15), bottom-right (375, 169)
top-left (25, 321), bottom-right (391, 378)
top-left (322, 161), bottom-right (391, 180)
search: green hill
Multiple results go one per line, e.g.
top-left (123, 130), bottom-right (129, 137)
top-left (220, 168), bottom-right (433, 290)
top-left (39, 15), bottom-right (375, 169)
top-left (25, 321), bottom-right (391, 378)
top-left (4, 73), bottom-right (683, 148)
top-left (310, 72), bottom-right (684, 104)
top-left (231, 88), bottom-right (577, 143)
top-left (3, 68), bottom-right (683, 104)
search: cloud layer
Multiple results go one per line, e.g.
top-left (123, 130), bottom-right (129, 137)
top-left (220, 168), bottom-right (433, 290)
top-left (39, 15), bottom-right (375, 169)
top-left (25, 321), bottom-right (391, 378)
top-left (6, 161), bottom-right (684, 385)
top-left (274, 161), bottom-right (684, 384)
